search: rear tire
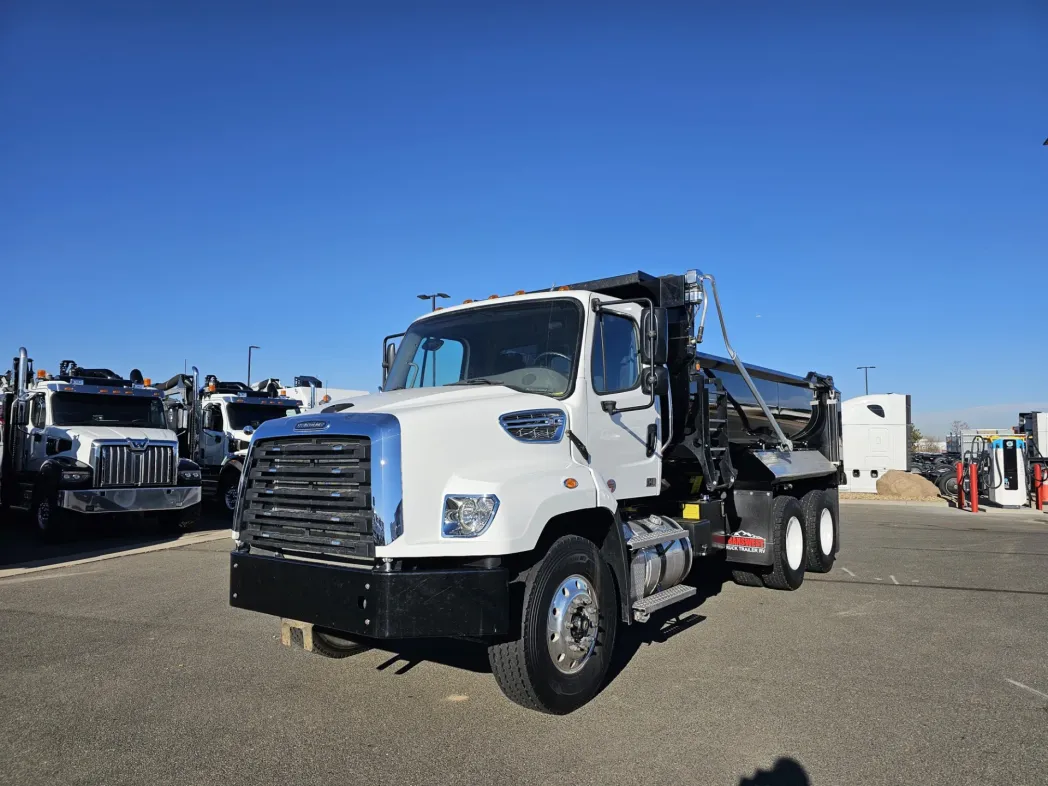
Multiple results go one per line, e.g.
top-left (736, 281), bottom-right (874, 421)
top-left (761, 496), bottom-right (806, 591)
top-left (488, 535), bottom-right (618, 714)
top-left (937, 472), bottom-right (958, 497)
top-left (800, 489), bottom-right (836, 574)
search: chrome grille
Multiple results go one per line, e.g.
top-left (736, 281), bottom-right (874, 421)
top-left (97, 444), bottom-right (177, 487)
top-left (238, 436), bottom-right (374, 560)
top-left (499, 410), bottom-right (566, 443)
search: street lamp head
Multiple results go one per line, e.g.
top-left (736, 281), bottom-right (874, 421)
top-left (417, 294), bottom-right (429, 301)
top-left (437, 293), bottom-right (450, 299)
top-left (250, 345), bottom-right (260, 350)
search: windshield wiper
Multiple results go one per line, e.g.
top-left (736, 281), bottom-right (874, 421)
top-left (447, 378), bottom-right (504, 386)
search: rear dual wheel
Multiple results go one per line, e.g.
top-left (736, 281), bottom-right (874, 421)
top-left (800, 489), bottom-right (837, 574)
top-left (761, 496), bottom-right (807, 590)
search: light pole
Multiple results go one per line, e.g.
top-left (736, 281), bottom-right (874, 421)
top-left (247, 345), bottom-right (260, 386)
top-left (857, 365), bottom-right (875, 395)
top-left (417, 292), bottom-right (450, 311)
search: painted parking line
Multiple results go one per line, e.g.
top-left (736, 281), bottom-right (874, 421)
top-left (1005, 678), bottom-right (1048, 703)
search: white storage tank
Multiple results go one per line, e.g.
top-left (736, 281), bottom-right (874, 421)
top-left (841, 393), bottom-right (911, 493)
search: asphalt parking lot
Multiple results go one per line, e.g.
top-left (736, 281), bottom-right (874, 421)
top-left (1, 502), bottom-right (1046, 786)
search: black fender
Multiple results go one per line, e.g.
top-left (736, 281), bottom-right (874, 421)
top-left (219, 457), bottom-right (244, 488)
top-left (39, 456), bottom-right (93, 491)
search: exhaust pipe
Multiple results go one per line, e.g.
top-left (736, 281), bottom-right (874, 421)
top-left (16, 347), bottom-right (29, 401)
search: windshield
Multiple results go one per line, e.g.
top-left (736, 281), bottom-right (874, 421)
top-left (51, 393), bottom-right (168, 428)
top-left (385, 299), bottom-right (583, 398)
top-left (227, 403), bottom-right (299, 430)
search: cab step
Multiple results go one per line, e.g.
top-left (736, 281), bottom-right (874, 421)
top-left (626, 528), bottom-right (687, 551)
top-left (632, 584), bottom-right (697, 622)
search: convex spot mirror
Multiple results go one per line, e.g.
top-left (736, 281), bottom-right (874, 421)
top-left (640, 307), bottom-right (668, 365)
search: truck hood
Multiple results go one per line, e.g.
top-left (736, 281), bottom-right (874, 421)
top-left (327, 385), bottom-right (553, 415)
top-left (59, 426), bottom-right (178, 444)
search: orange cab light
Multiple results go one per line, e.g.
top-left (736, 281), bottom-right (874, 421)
top-left (515, 290), bottom-right (526, 295)
top-left (488, 294), bottom-right (499, 299)
top-left (557, 285), bottom-right (570, 291)
top-left (208, 383), bottom-right (216, 391)
top-left (143, 377), bottom-right (152, 386)
top-left (36, 370), bottom-right (47, 379)
top-left (463, 299), bottom-right (474, 304)
top-left (435, 306), bottom-right (444, 311)
top-left (564, 477), bottom-right (579, 489)
top-left (279, 389), bottom-right (286, 395)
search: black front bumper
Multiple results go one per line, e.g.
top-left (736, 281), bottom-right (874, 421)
top-left (229, 552), bottom-right (509, 639)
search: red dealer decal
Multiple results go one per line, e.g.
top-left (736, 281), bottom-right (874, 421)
top-left (719, 530), bottom-right (766, 553)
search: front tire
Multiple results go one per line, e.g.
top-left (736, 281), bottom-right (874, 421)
top-left (488, 535), bottom-right (618, 714)
top-left (219, 472), bottom-right (240, 519)
top-left (761, 496), bottom-right (807, 590)
top-left (31, 490), bottom-right (68, 543)
top-left (800, 489), bottom-right (836, 574)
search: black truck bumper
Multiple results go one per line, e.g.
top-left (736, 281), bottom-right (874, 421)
top-left (229, 552), bottom-right (510, 639)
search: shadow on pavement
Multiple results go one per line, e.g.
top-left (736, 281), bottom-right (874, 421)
top-left (738, 758), bottom-right (811, 786)
top-left (343, 562), bottom-right (733, 681)
top-left (0, 506), bottom-right (230, 570)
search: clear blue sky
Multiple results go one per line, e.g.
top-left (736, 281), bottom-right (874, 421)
top-left (2, 2), bottom-right (1045, 435)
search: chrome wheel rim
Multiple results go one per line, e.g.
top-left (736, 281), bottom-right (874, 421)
top-left (785, 516), bottom-right (803, 571)
top-left (819, 508), bottom-right (834, 556)
top-left (224, 486), bottom-right (238, 512)
top-left (547, 574), bottom-right (599, 674)
top-left (36, 500), bottom-right (50, 531)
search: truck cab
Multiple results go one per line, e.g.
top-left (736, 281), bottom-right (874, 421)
top-left (230, 270), bottom-right (842, 713)
top-left (0, 352), bottom-right (202, 539)
top-left (161, 375), bottom-right (301, 515)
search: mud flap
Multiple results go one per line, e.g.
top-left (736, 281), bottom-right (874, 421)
top-left (721, 489), bottom-right (774, 567)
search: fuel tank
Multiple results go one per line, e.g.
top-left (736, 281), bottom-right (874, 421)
top-left (694, 353), bottom-right (816, 447)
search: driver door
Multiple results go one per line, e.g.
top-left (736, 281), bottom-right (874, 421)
top-left (25, 394), bottom-right (48, 471)
top-left (585, 302), bottom-right (662, 500)
top-left (201, 405), bottom-right (226, 466)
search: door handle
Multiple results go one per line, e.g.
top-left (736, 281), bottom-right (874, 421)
top-left (32, 433), bottom-right (42, 442)
top-left (645, 423), bottom-right (658, 458)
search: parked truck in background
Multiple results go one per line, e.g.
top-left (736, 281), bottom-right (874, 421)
top-left (230, 269), bottom-right (842, 713)
top-left (158, 372), bottom-right (301, 515)
top-left (0, 350), bottom-right (202, 539)
top-left (251, 375), bottom-right (369, 412)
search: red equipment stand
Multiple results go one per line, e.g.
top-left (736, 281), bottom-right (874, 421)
top-left (1034, 464), bottom-right (1048, 512)
top-left (956, 461), bottom-right (979, 513)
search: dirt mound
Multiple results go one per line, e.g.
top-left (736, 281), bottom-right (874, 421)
top-left (874, 470), bottom-right (942, 500)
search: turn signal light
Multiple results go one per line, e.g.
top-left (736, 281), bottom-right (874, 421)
top-left (564, 478), bottom-right (579, 489)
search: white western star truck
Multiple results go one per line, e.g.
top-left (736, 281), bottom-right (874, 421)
top-left (230, 270), bottom-right (842, 713)
top-left (158, 373), bottom-right (301, 516)
top-left (0, 350), bottom-right (203, 539)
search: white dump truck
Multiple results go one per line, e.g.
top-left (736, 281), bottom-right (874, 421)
top-left (0, 350), bottom-right (202, 539)
top-left (230, 270), bottom-right (842, 713)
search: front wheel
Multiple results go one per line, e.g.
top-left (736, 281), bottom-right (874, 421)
top-left (31, 490), bottom-right (68, 543)
top-left (219, 472), bottom-right (240, 518)
top-left (488, 535), bottom-right (618, 714)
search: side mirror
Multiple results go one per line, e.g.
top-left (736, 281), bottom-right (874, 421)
top-left (642, 366), bottom-right (669, 397)
top-left (640, 307), bottom-right (668, 365)
top-left (382, 342), bottom-right (398, 383)
top-left (202, 410), bottom-right (215, 431)
top-left (242, 425), bottom-right (255, 436)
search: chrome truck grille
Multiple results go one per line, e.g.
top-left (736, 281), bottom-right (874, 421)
top-left (238, 436), bottom-right (374, 560)
top-left (96, 443), bottom-right (177, 487)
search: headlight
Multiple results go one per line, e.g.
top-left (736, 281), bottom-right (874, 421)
top-left (179, 469), bottom-right (202, 480)
top-left (60, 470), bottom-right (89, 483)
top-left (442, 494), bottom-right (499, 538)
